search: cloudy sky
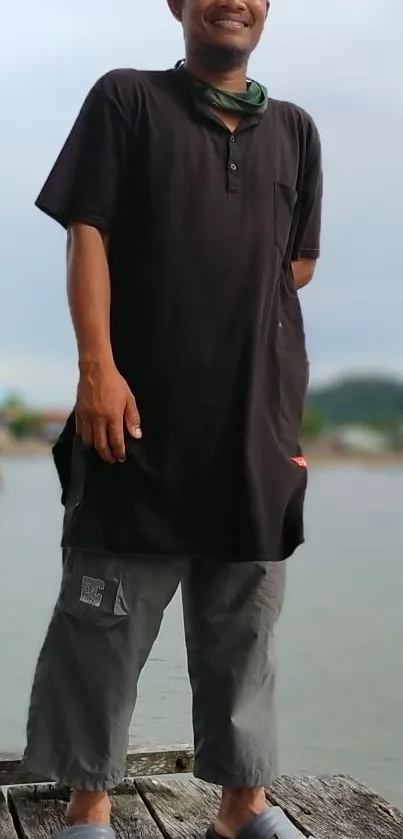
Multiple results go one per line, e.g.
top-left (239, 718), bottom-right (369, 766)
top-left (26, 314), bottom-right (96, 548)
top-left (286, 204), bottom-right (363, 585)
top-left (1, 0), bottom-right (402, 407)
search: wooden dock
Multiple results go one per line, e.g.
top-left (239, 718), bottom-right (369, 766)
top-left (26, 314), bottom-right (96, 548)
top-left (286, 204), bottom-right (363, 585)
top-left (1, 746), bottom-right (403, 839)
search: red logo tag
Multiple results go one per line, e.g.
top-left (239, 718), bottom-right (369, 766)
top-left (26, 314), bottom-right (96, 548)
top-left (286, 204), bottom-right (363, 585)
top-left (291, 456), bottom-right (307, 468)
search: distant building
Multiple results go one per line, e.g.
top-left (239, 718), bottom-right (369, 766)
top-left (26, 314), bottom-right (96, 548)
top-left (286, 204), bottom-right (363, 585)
top-left (0, 427), bottom-right (12, 447)
top-left (41, 410), bottom-right (69, 442)
top-left (332, 425), bottom-right (389, 454)
top-left (0, 408), bottom-right (69, 443)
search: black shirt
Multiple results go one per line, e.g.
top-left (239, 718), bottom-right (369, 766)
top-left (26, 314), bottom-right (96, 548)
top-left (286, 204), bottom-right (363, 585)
top-left (39, 68), bottom-right (323, 562)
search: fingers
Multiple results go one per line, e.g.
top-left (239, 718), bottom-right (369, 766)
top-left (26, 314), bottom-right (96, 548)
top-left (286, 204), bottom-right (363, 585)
top-left (77, 418), bottom-right (125, 463)
top-left (124, 395), bottom-right (142, 439)
top-left (107, 421), bottom-right (127, 463)
top-left (93, 421), bottom-right (115, 464)
top-left (75, 389), bottom-right (141, 464)
top-left (81, 420), bottom-right (94, 448)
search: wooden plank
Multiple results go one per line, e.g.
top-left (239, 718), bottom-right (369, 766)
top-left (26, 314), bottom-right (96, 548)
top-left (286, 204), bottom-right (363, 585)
top-left (267, 774), bottom-right (403, 839)
top-left (7, 785), bottom-right (70, 839)
top-left (5, 771), bottom-right (403, 839)
top-left (113, 780), bottom-right (164, 839)
top-left (0, 745), bottom-right (194, 787)
top-left (0, 789), bottom-right (17, 839)
top-left (125, 747), bottom-right (194, 779)
top-left (8, 781), bottom-right (163, 839)
top-left (135, 777), bottom-right (220, 839)
top-left (136, 775), bottom-right (403, 839)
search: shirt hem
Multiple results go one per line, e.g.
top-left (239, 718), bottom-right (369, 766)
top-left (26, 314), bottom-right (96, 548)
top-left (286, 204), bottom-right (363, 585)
top-left (61, 541), bottom-right (298, 563)
top-left (297, 246), bottom-right (320, 258)
top-left (35, 199), bottom-right (110, 233)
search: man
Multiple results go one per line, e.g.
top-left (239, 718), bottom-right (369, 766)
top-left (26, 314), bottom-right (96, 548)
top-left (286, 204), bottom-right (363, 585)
top-left (24, 2), bottom-right (322, 838)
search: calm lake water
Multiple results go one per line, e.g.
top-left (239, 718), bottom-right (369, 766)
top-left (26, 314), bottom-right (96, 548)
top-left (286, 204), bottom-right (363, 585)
top-left (0, 455), bottom-right (402, 806)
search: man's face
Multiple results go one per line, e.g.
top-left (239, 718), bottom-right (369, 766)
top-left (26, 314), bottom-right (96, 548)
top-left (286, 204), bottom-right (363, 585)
top-left (168, 0), bottom-right (269, 68)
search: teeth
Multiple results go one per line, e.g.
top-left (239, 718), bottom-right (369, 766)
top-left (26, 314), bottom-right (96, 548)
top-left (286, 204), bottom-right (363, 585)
top-left (212, 19), bottom-right (244, 28)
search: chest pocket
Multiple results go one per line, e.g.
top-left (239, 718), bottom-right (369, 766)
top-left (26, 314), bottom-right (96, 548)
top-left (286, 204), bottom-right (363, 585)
top-left (273, 182), bottom-right (298, 259)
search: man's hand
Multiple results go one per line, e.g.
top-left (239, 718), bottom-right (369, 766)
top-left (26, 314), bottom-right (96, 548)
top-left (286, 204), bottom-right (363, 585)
top-left (291, 258), bottom-right (317, 290)
top-left (76, 360), bottom-right (142, 464)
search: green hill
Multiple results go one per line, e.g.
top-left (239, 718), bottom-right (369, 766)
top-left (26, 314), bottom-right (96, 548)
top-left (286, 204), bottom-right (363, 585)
top-left (307, 376), bottom-right (403, 427)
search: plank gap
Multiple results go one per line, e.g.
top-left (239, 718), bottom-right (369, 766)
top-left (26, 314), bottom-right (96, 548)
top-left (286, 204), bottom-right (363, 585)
top-left (0, 788), bottom-right (18, 839)
top-left (135, 777), bottom-right (220, 839)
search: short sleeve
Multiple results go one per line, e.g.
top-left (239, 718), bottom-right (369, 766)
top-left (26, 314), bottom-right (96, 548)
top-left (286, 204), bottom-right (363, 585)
top-left (35, 73), bottom-right (134, 232)
top-left (291, 117), bottom-right (323, 261)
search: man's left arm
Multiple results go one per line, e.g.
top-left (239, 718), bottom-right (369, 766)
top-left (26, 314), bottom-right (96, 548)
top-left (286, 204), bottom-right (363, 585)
top-left (292, 256), bottom-right (318, 290)
top-left (291, 116), bottom-right (323, 290)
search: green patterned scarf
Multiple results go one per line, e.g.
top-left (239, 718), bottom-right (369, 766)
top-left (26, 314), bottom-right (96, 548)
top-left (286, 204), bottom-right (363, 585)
top-left (176, 62), bottom-right (268, 115)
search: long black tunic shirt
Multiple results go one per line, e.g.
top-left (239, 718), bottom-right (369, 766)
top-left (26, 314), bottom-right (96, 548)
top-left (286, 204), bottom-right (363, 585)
top-left (38, 68), bottom-right (323, 562)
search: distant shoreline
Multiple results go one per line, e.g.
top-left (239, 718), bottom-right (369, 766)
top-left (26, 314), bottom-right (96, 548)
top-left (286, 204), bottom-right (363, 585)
top-left (0, 440), bottom-right (51, 457)
top-left (303, 450), bottom-right (403, 467)
top-left (1, 440), bottom-right (403, 468)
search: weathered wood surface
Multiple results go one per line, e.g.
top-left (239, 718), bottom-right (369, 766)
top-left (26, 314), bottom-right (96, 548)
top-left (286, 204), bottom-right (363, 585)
top-left (136, 777), bottom-right (220, 839)
top-left (0, 789), bottom-right (17, 839)
top-left (8, 785), bottom-right (70, 839)
top-left (2, 770), bottom-right (403, 839)
top-left (267, 774), bottom-right (403, 839)
top-left (0, 745), bottom-right (194, 787)
top-left (8, 782), bottom-right (163, 839)
top-left (136, 775), bottom-right (403, 839)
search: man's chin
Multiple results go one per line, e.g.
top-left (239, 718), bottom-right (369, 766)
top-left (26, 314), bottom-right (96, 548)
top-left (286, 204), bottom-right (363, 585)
top-left (196, 39), bottom-right (249, 72)
top-left (205, 26), bottom-right (250, 50)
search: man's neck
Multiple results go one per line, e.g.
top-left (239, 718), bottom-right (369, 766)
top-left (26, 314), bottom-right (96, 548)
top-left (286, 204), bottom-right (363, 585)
top-left (184, 56), bottom-right (248, 92)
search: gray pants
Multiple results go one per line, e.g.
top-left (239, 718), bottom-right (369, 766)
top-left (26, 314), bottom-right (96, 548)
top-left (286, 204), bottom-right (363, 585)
top-left (24, 549), bottom-right (286, 791)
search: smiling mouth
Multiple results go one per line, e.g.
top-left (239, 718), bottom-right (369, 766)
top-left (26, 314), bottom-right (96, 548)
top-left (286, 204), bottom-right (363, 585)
top-left (211, 19), bottom-right (248, 29)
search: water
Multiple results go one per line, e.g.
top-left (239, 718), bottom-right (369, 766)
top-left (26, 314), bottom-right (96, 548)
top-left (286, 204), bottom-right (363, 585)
top-left (1, 456), bottom-right (402, 806)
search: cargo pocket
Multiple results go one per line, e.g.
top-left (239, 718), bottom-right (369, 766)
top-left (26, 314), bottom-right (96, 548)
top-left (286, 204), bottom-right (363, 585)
top-left (273, 181), bottom-right (298, 258)
top-left (57, 549), bottom-right (130, 630)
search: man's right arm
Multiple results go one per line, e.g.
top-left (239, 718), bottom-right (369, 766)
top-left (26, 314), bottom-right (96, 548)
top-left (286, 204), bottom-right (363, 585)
top-left (67, 224), bottom-right (113, 370)
top-left (34, 71), bottom-right (142, 463)
top-left (67, 223), bottom-right (141, 463)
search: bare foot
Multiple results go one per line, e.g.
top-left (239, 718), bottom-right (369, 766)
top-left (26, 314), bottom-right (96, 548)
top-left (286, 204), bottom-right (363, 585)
top-left (215, 788), bottom-right (269, 839)
top-left (66, 791), bottom-right (111, 826)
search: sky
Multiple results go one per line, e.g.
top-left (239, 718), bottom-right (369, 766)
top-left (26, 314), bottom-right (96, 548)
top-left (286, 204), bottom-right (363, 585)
top-left (1, 0), bottom-right (402, 407)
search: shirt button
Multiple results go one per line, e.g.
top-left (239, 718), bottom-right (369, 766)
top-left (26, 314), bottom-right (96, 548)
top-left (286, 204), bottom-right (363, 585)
top-left (230, 135), bottom-right (235, 143)
top-left (230, 163), bottom-right (237, 171)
